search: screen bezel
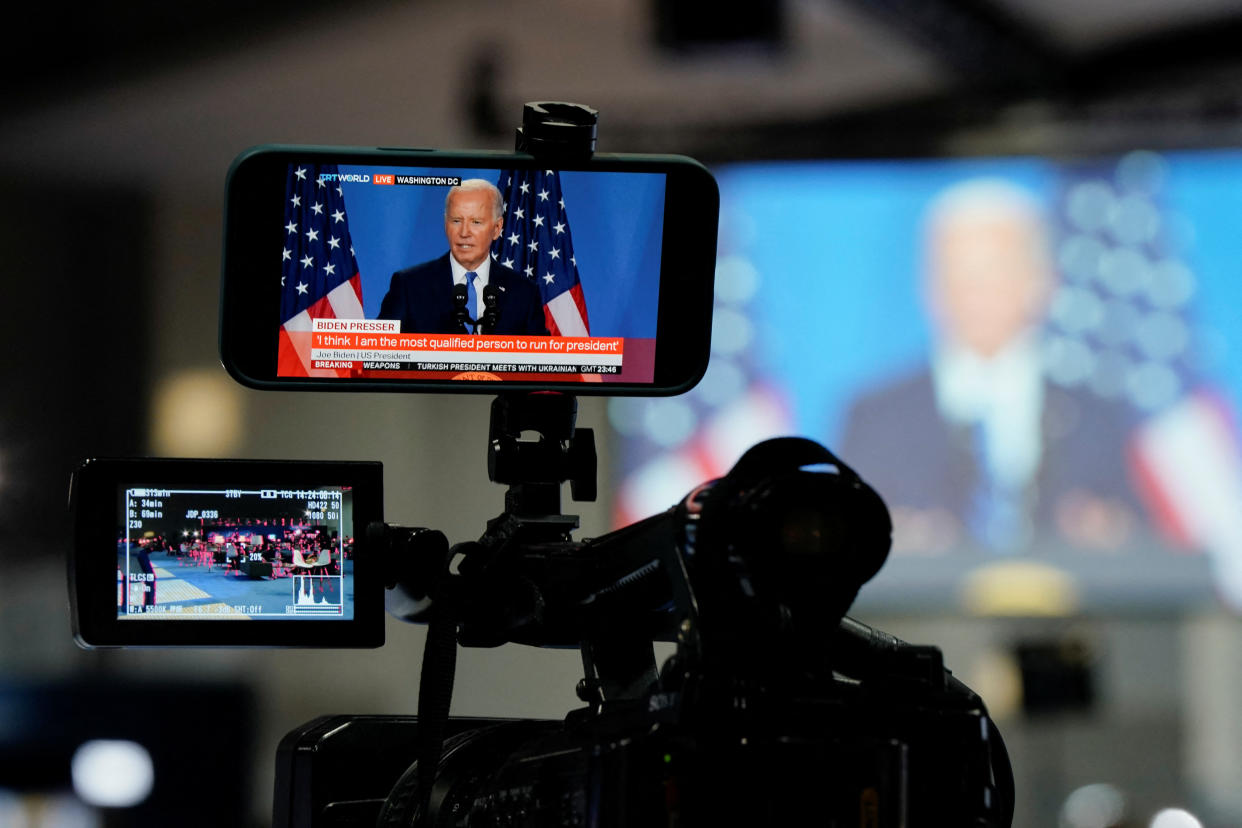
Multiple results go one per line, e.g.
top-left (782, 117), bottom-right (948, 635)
top-left (220, 145), bottom-right (718, 394)
top-left (70, 457), bottom-right (385, 648)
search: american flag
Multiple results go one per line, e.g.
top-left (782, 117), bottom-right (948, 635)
top-left (278, 163), bottom-right (364, 377)
top-left (1042, 153), bottom-right (1242, 607)
top-left (1043, 154), bottom-right (1220, 548)
top-left (489, 169), bottom-right (590, 336)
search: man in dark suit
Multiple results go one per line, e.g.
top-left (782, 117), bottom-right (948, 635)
top-left (839, 179), bottom-right (1142, 554)
top-left (378, 179), bottom-right (549, 336)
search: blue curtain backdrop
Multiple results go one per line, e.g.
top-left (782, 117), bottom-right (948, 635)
top-left (1162, 151), bottom-right (1242, 408)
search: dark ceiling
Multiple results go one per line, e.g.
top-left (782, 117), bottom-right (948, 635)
top-left (6, 1), bottom-right (376, 115)
top-left (11, 0), bottom-right (1242, 152)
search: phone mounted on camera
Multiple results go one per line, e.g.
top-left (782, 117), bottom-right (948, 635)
top-left (68, 102), bottom-right (1014, 827)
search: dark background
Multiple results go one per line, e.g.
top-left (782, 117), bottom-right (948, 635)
top-left (4, 1), bottom-right (1242, 825)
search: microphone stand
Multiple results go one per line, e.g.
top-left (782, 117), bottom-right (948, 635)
top-left (452, 283), bottom-right (477, 333)
top-left (481, 285), bottom-right (501, 334)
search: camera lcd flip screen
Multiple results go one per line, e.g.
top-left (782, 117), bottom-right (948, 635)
top-left (71, 458), bottom-right (384, 648)
top-left (221, 148), bottom-right (717, 394)
top-left (117, 485), bottom-right (354, 621)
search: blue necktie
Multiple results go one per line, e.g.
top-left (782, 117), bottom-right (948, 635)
top-left (967, 421), bottom-right (1024, 553)
top-left (465, 271), bottom-right (478, 333)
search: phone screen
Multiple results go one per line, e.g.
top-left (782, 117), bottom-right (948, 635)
top-left (277, 162), bottom-right (666, 384)
top-left (221, 147), bottom-right (716, 395)
top-left (117, 483), bottom-right (357, 621)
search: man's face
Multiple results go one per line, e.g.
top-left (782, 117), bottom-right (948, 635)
top-left (927, 212), bottom-right (1052, 358)
top-left (444, 189), bottom-right (503, 271)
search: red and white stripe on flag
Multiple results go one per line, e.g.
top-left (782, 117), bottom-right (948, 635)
top-left (544, 283), bottom-right (590, 337)
top-left (1132, 392), bottom-right (1242, 547)
top-left (1132, 391), bottom-right (1242, 609)
top-left (278, 275), bottom-right (364, 377)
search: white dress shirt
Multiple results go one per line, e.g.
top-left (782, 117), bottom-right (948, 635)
top-left (931, 334), bottom-right (1045, 490)
top-left (449, 254), bottom-right (493, 321)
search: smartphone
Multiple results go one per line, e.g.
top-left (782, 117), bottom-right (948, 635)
top-left (69, 458), bottom-right (384, 648)
top-left (220, 146), bottom-right (718, 394)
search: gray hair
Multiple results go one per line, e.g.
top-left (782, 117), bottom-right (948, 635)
top-left (922, 177), bottom-right (1052, 273)
top-left (924, 178), bottom-right (1045, 233)
top-left (446, 178), bottom-right (504, 220)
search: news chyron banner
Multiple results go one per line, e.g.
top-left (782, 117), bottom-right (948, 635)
top-left (309, 320), bottom-right (623, 376)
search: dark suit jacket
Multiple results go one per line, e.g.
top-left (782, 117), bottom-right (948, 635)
top-left (378, 252), bottom-right (549, 336)
top-left (838, 367), bottom-right (1141, 542)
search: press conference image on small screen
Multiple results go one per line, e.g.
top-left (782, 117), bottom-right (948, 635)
top-left (278, 163), bottom-right (667, 384)
top-left (117, 485), bottom-right (356, 620)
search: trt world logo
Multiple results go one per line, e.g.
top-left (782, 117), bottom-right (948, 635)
top-left (318, 173), bottom-right (370, 183)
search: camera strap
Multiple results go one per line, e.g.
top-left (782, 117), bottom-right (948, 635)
top-left (414, 602), bottom-right (458, 823)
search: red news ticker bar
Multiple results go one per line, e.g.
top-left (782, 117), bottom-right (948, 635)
top-left (310, 331), bottom-right (625, 355)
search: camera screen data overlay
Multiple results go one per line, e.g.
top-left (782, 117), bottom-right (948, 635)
top-left (276, 162), bottom-right (666, 384)
top-left (118, 484), bottom-right (356, 621)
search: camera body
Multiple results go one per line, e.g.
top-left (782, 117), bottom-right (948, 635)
top-left (68, 104), bottom-right (1013, 827)
top-left (275, 430), bottom-right (1012, 827)
top-left (275, 636), bottom-right (1010, 828)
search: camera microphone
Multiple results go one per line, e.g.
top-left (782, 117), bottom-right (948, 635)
top-left (482, 285), bottom-right (501, 334)
top-left (452, 283), bottom-right (473, 333)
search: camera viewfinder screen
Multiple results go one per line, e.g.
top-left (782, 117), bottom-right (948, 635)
top-left (277, 163), bottom-right (666, 384)
top-left (117, 484), bottom-right (356, 620)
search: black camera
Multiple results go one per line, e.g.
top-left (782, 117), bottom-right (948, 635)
top-left (68, 103), bottom-right (1013, 826)
top-left (276, 419), bottom-right (1014, 827)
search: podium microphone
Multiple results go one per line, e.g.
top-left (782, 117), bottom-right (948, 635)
top-left (481, 285), bottom-right (501, 334)
top-left (452, 283), bottom-right (474, 333)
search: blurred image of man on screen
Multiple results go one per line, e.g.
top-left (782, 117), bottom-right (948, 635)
top-left (378, 179), bottom-right (549, 336)
top-left (839, 179), bottom-right (1142, 555)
